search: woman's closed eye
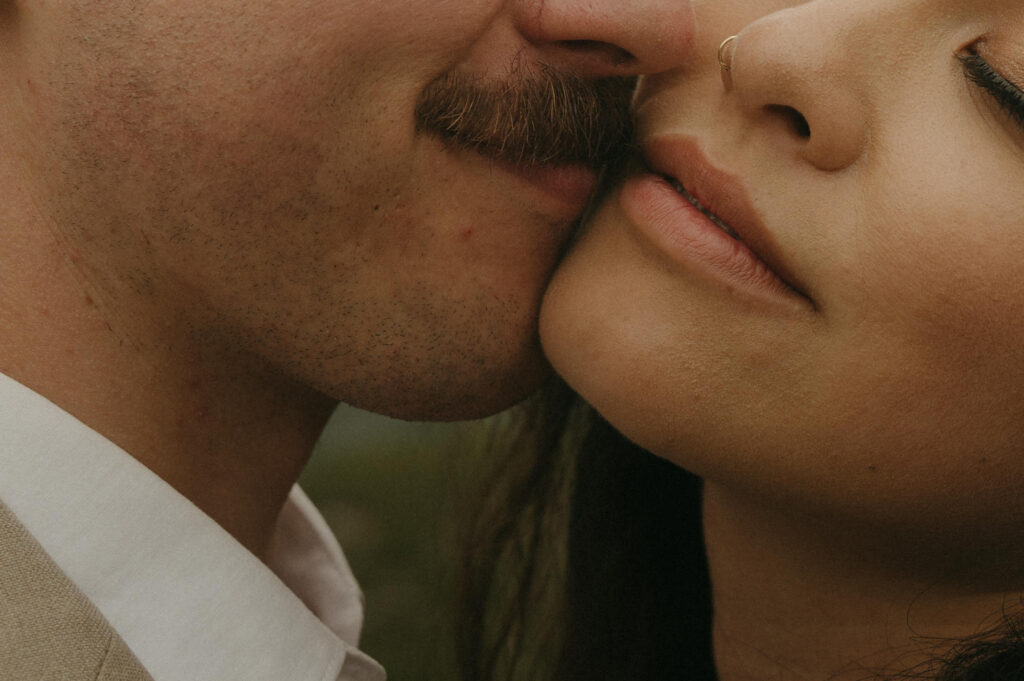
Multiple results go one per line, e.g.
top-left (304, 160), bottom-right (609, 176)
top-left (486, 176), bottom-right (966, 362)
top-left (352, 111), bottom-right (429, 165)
top-left (959, 47), bottom-right (1024, 127)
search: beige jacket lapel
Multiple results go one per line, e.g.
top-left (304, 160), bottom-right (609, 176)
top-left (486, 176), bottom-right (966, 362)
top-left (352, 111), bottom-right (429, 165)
top-left (0, 500), bottom-right (154, 681)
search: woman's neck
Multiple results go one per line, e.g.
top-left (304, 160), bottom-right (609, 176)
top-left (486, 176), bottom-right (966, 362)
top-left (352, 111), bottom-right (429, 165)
top-left (702, 482), bottom-right (1020, 681)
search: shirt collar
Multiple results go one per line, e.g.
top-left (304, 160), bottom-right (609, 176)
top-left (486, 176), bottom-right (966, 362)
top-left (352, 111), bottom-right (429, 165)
top-left (0, 372), bottom-right (384, 681)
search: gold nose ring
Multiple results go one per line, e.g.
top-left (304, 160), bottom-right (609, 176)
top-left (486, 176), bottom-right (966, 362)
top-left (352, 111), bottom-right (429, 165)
top-left (718, 35), bottom-right (738, 90)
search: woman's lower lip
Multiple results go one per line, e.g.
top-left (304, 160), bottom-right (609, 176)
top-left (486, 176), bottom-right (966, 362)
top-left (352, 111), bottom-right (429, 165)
top-left (620, 173), bottom-right (807, 311)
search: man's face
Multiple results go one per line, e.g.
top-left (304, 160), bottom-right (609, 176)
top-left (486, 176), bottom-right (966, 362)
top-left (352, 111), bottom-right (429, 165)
top-left (12, 0), bottom-right (693, 419)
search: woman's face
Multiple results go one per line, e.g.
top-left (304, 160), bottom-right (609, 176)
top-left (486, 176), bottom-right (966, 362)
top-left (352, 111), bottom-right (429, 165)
top-left (542, 0), bottom-right (1024, 569)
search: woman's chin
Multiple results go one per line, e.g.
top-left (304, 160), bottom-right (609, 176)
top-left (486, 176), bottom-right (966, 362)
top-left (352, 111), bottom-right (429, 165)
top-left (538, 226), bottom-right (616, 410)
top-left (537, 215), bottom-right (667, 454)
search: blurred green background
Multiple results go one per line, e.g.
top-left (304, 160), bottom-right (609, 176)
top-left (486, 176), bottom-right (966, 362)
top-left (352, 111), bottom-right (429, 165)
top-left (300, 403), bottom-right (494, 681)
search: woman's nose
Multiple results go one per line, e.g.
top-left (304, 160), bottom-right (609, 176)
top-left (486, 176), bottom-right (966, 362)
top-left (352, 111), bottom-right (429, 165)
top-left (515, 0), bottom-right (696, 76)
top-left (729, 3), bottom-right (870, 172)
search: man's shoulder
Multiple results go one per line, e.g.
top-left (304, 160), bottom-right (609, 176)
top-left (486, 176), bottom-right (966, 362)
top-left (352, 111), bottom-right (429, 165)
top-left (0, 500), bottom-right (153, 681)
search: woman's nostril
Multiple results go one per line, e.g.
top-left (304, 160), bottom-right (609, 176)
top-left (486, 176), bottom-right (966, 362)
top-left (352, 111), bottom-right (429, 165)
top-left (766, 104), bottom-right (811, 139)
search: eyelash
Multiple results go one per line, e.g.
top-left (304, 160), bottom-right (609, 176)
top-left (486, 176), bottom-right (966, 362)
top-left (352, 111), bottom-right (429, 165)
top-left (959, 49), bottom-right (1024, 126)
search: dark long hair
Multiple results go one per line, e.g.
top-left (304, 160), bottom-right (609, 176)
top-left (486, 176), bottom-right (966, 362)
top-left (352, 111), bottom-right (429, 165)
top-left (457, 379), bottom-right (1024, 681)
top-left (457, 380), bottom-right (714, 681)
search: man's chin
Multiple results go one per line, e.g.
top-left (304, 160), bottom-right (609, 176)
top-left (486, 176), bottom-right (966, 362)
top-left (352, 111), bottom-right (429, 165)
top-left (323, 346), bottom-right (553, 423)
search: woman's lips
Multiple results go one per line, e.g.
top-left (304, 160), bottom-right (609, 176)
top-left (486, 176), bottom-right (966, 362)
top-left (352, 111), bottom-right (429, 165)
top-left (620, 136), bottom-right (813, 311)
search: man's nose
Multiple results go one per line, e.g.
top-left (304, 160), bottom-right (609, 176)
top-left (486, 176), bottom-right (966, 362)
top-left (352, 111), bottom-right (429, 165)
top-left (515, 0), bottom-right (696, 76)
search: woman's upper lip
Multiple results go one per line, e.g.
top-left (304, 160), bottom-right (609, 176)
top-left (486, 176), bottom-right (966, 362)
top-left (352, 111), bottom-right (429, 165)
top-left (640, 136), bottom-right (811, 302)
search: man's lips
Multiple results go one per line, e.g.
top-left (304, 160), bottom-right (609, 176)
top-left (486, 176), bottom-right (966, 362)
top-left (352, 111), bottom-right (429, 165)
top-left (623, 136), bottom-right (813, 309)
top-left (491, 158), bottom-right (598, 216)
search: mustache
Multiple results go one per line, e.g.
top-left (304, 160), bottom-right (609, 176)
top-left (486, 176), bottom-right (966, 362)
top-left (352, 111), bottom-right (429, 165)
top-left (414, 65), bottom-right (636, 168)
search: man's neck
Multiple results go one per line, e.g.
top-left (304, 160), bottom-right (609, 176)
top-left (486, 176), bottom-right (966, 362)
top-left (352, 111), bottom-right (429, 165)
top-left (0, 222), bottom-right (335, 559)
top-left (703, 483), bottom-right (1022, 681)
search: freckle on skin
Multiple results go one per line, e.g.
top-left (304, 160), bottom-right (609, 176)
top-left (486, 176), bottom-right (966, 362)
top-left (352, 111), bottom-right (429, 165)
top-left (868, 465), bottom-right (877, 472)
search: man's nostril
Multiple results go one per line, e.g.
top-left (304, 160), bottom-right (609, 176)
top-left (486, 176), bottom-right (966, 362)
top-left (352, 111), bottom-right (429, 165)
top-left (558, 40), bottom-right (637, 67)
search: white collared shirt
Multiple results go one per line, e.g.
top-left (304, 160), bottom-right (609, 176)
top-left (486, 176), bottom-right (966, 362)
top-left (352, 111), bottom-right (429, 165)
top-left (0, 373), bottom-right (386, 681)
